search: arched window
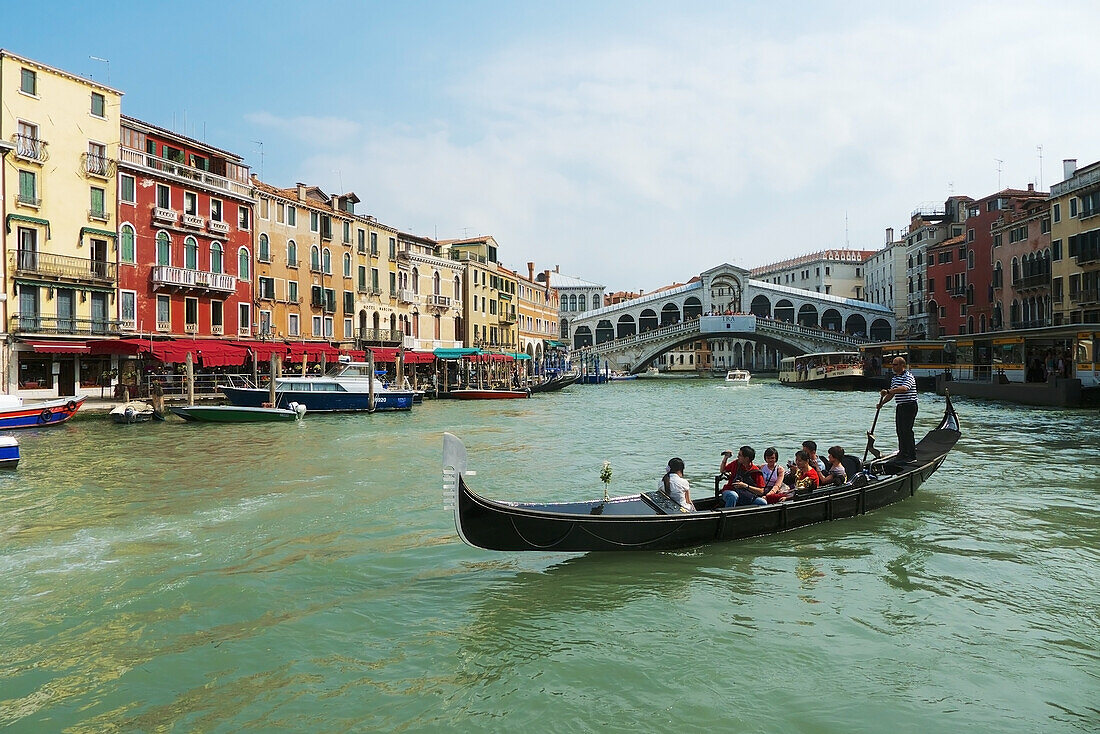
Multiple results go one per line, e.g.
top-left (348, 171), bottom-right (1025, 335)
top-left (238, 247), bottom-right (250, 279)
top-left (184, 236), bottom-right (198, 270)
top-left (412, 267), bottom-right (420, 294)
top-left (120, 224), bottom-right (136, 263)
top-left (310, 245), bottom-right (320, 271)
top-left (322, 247), bottom-right (331, 274)
top-left (454, 275), bottom-right (461, 303)
top-left (434, 271), bottom-right (441, 295)
top-left (288, 240), bottom-right (298, 267)
top-left (578, 294), bottom-right (586, 311)
top-left (343, 252), bottom-right (352, 278)
top-left (156, 231), bottom-right (171, 266)
top-left (210, 242), bottom-right (224, 273)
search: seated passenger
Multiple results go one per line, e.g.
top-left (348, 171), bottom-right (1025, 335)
top-left (719, 446), bottom-right (767, 508)
top-left (791, 450), bottom-right (821, 493)
top-left (761, 447), bottom-right (792, 504)
top-left (821, 445), bottom-right (848, 487)
top-left (660, 457), bottom-right (694, 512)
top-left (785, 440), bottom-right (827, 486)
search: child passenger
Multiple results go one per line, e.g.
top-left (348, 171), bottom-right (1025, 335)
top-left (660, 457), bottom-right (695, 512)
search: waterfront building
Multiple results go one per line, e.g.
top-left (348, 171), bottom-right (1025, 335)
top-left (901, 197), bottom-right (971, 339)
top-left (750, 249), bottom-right (877, 301)
top-left (1049, 159), bottom-right (1100, 325)
top-left (990, 196), bottom-right (1052, 330)
top-left (863, 229), bottom-right (907, 331)
top-left (1, 51), bottom-right (123, 396)
top-left (395, 232), bottom-right (463, 350)
top-left (117, 116), bottom-right (253, 347)
top-left (442, 236), bottom-right (516, 349)
top-left (250, 178), bottom-right (362, 349)
top-left (545, 267), bottom-right (605, 344)
top-left (516, 262), bottom-right (559, 364)
top-left (924, 235), bottom-right (968, 336)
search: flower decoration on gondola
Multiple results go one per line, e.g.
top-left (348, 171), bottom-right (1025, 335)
top-left (600, 461), bottom-right (613, 501)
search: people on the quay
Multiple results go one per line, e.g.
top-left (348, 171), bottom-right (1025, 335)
top-left (792, 450), bottom-right (821, 492)
top-left (719, 446), bottom-right (767, 508)
top-left (879, 356), bottom-right (918, 462)
top-left (660, 458), bottom-right (695, 512)
top-left (821, 445), bottom-right (848, 487)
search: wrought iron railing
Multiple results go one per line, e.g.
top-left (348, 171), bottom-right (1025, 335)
top-left (10, 249), bottom-right (116, 283)
top-left (119, 147), bottom-right (252, 198)
top-left (1012, 273), bottom-right (1050, 290)
top-left (151, 265), bottom-right (236, 293)
top-left (13, 134), bottom-right (48, 162)
top-left (81, 153), bottom-right (114, 177)
top-left (357, 328), bottom-right (403, 344)
top-left (10, 314), bottom-right (122, 335)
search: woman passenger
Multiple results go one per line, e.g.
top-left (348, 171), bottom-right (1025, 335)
top-left (760, 447), bottom-right (789, 504)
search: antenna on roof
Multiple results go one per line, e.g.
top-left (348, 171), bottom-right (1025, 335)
top-left (89, 56), bottom-right (110, 83)
top-left (1037, 145), bottom-right (1044, 190)
top-left (995, 158), bottom-right (1004, 189)
top-left (252, 141), bottom-right (264, 179)
top-left (845, 210), bottom-right (849, 248)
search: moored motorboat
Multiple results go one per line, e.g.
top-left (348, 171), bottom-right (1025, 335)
top-left (0, 436), bottom-right (19, 468)
top-left (0, 395), bottom-right (86, 429)
top-left (219, 361), bottom-right (414, 412)
top-left (443, 396), bottom-right (960, 552)
top-left (171, 402), bottom-right (306, 423)
top-left (109, 401), bottom-right (157, 424)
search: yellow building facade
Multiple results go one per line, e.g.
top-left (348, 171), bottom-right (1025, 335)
top-left (516, 262), bottom-right (559, 362)
top-left (443, 236), bottom-right (517, 350)
top-left (1, 50), bottom-right (122, 395)
top-left (1049, 159), bottom-right (1100, 325)
top-left (396, 233), bottom-right (464, 350)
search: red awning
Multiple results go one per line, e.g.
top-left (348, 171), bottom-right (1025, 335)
top-left (340, 349), bottom-right (367, 359)
top-left (87, 338), bottom-right (157, 356)
top-left (231, 340), bottom-right (293, 362)
top-left (285, 342), bottom-right (341, 363)
top-left (23, 340), bottom-right (90, 354)
top-left (154, 339), bottom-right (249, 367)
top-left (367, 347), bottom-right (435, 364)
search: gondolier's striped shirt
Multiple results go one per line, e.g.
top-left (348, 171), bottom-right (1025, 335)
top-left (890, 370), bottom-right (918, 403)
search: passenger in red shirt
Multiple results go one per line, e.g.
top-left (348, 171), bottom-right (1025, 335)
top-left (719, 446), bottom-right (766, 508)
top-left (791, 450), bottom-right (821, 493)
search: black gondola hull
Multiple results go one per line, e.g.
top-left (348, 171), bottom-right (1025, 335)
top-left (443, 397), bottom-right (960, 552)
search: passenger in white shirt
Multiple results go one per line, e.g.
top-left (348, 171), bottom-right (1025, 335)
top-left (659, 457), bottom-right (695, 512)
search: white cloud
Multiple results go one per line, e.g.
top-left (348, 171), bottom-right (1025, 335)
top-left (254, 2), bottom-right (1100, 290)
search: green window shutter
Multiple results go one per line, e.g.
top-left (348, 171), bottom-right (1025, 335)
top-left (19, 171), bottom-right (35, 200)
top-left (121, 226), bottom-right (135, 263)
top-left (90, 188), bottom-right (105, 215)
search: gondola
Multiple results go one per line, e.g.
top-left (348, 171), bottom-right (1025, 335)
top-left (443, 395), bottom-right (960, 552)
top-left (528, 373), bottom-right (579, 393)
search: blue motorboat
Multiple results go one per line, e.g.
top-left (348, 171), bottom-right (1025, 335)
top-left (0, 436), bottom-right (18, 469)
top-left (218, 361), bottom-right (414, 412)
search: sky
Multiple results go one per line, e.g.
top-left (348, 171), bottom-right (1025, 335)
top-left (7, 0), bottom-right (1100, 291)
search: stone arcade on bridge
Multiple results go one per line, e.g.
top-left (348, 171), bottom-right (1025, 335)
top-left (568, 263), bottom-right (896, 372)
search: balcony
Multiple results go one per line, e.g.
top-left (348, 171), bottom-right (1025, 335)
top-left (398, 289), bottom-right (416, 303)
top-left (81, 153), bottom-right (113, 178)
top-left (212, 325), bottom-right (224, 336)
top-left (426, 294), bottom-right (452, 309)
top-left (16, 194), bottom-right (40, 208)
top-left (10, 314), bottom-right (121, 336)
top-left (119, 147), bottom-right (253, 198)
top-left (184, 323), bottom-right (198, 334)
top-left (946, 285), bottom-right (966, 299)
top-left (88, 208), bottom-right (110, 223)
top-left (1071, 289), bottom-right (1100, 306)
top-left (151, 265), bottom-right (237, 293)
top-left (153, 207), bottom-right (178, 224)
top-left (357, 327), bottom-right (403, 345)
top-left (1074, 248), bottom-right (1100, 266)
top-left (1010, 319), bottom-right (1051, 330)
top-left (208, 219), bottom-right (230, 235)
top-left (357, 286), bottom-right (383, 297)
top-left (12, 134), bottom-right (48, 163)
top-left (182, 213), bottom-right (205, 228)
top-left (1013, 274), bottom-right (1050, 291)
top-left (498, 313), bottom-right (517, 325)
top-left (357, 244), bottom-right (367, 255)
top-left (287, 258), bottom-right (299, 268)
top-left (10, 250), bottom-right (116, 285)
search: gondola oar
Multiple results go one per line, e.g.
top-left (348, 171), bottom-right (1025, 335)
top-left (863, 398), bottom-right (886, 465)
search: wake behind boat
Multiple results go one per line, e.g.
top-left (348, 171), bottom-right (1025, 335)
top-left (443, 396), bottom-right (960, 552)
top-left (219, 361), bottom-right (414, 412)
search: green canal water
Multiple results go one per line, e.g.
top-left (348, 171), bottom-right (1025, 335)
top-left (1, 379), bottom-right (1097, 732)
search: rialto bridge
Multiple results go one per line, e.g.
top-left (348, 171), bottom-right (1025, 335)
top-left (565, 263), bottom-right (895, 373)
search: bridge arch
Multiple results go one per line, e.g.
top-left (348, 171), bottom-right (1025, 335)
top-left (617, 314), bottom-right (636, 338)
top-left (750, 295), bottom-right (771, 318)
top-left (821, 308), bottom-right (842, 332)
top-left (774, 299), bottom-right (794, 322)
top-left (639, 309), bottom-right (658, 333)
top-left (683, 297), bottom-right (702, 320)
top-left (660, 303), bottom-right (680, 326)
top-left (797, 304), bottom-right (819, 328)
top-left (573, 325), bottom-right (593, 348)
top-left (596, 319), bottom-right (615, 344)
top-left (709, 275), bottom-right (743, 313)
top-left (845, 313), bottom-right (866, 337)
top-left (870, 318), bottom-right (892, 340)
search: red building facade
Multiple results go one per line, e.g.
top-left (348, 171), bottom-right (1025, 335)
top-left (116, 116), bottom-right (253, 340)
top-left (925, 235), bottom-right (969, 336)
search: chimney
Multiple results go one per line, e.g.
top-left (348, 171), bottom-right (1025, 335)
top-left (1028, 183), bottom-right (1034, 192)
top-left (296, 182), bottom-right (307, 201)
top-left (543, 269), bottom-right (551, 285)
top-left (555, 265), bottom-right (560, 273)
top-left (1063, 159), bottom-right (1077, 181)
top-left (885, 227), bottom-right (894, 244)
top-left (527, 261), bottom-right (535, 282)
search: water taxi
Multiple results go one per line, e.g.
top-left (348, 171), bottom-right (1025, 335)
top-left (724, 369), bottom-right (751, 384)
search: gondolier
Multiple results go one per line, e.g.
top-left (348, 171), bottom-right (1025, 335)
top-left (880, 356), bottom-right (918, 462)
